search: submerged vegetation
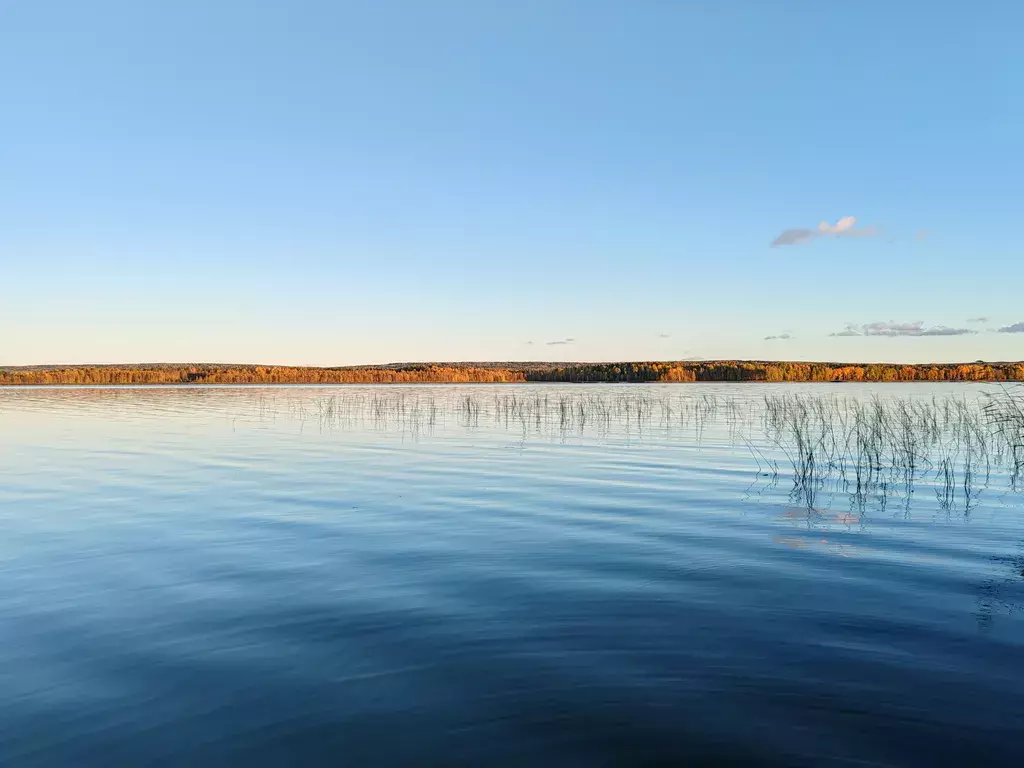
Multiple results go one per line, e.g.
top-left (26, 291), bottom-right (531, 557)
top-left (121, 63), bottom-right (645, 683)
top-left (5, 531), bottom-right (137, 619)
top-left (2, 360), bottom-right (1023, 386)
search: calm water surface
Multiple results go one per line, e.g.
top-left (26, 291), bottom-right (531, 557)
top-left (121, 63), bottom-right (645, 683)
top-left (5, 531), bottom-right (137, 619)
top-left (1, 384), bottom-right (1022, 765)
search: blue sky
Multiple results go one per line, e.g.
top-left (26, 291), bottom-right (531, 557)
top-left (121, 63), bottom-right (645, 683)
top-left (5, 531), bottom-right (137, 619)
top-left (2, 1), bottom-right (1022, 365)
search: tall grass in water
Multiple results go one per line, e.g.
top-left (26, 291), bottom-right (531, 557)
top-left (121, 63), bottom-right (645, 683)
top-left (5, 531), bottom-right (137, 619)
top-left (241, 387), bottom-right (1021, 509)
top-left (985, 385), bottom-right (1024, 485)
top-left (762, 393), bottom-right (1007, 511)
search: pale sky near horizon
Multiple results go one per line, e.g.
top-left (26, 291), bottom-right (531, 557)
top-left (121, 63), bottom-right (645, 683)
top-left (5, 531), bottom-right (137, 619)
top-left (3, 1), bottom-right (1023, 366)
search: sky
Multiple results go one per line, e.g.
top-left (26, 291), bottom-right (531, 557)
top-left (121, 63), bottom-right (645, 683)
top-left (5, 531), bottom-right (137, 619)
top-left (2, 1), bottom-right (1022, 366)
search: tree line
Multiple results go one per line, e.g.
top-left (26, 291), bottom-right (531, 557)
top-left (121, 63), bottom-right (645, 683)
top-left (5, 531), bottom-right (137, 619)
top-left (1, 361), bottom-right (1022, 385)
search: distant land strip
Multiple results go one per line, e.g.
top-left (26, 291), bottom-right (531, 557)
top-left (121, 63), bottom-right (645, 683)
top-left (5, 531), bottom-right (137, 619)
top-left (1, 361), bottom-right (1023, 385)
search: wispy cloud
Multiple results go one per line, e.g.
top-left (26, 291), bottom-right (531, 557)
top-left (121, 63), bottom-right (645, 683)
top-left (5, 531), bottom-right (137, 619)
top-left (966, 317), bottom-right (989, 324)
top-left (997, 322), bottom-right (1024, 334)
top-left (920, 326), bottom-right (978, 337)
top-left (545, 337), bottom-right (576, 346)
top-left (771, 229), bottom-right (817, 246)
top-left (830, 321), bottom-right (976, 338)
top-left (771, 216), bottom-right (878, 247)
top-left (764, 333), bottom-right (792, 340)
top-left (658, 333), bottom-right (671, 339)
top-left (864, 321), bottom-right (926, 336)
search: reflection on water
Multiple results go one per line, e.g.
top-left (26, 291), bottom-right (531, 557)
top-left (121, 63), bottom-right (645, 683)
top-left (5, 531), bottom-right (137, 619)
top-left (1, 383), bottom-right (1022, 765)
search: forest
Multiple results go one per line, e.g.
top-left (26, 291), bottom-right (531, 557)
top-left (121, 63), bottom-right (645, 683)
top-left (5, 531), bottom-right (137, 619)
top-left (2, 361), bottom-right (1022, 385)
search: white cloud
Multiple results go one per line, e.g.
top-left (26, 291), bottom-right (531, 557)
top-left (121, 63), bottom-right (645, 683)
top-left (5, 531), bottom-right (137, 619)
top-left (864, 321), bottom-right (924, 336)
top-left (920, 326), bottom-right (977, 337)
top-left (830, 321), bottom-right (976, 338)
top-left (772, 216), bottom-right (878, 247)
top-left (818, 216), bottom-right (856, 234)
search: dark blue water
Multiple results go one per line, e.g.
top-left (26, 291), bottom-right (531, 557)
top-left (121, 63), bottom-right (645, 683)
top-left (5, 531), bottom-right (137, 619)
top-left (1, 384), bottom-right (1022, 765)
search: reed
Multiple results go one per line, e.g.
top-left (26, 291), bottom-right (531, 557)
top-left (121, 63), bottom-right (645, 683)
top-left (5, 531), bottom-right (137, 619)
top-left (182, 386), bottom-right (1022, 508)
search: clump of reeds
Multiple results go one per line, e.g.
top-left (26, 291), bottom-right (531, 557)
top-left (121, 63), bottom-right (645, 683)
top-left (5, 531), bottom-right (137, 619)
top-left (984, 385), bottom-right (1024, 485)
top-left (762, 391), bottom-right (1011, 511)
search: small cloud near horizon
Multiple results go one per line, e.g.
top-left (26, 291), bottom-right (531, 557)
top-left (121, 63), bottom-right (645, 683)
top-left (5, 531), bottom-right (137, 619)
top-left (998, 322), bottom-right (1024, 334)
top-left (829, 321), bottom-right (976, 338)
top-left (771, 216), bottom-right (878, 247)
top-left (966, 317), bottom-right (989, 324)
top-left (919, 326), bottom-right (976, 337)
top-left (545, 338), bottom-right (576, 346)
top-left (658, 333), bottom-right (671, 339)
top-left (764, 333), bottom-right (792, 340)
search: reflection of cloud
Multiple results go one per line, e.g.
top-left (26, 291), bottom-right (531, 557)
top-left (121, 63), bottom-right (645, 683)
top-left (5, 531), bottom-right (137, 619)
top-left (764, 333), bottom-right (792, 340)
top-left (778, 507), bottom-right (860, 527)
top-left (774, 505), bottom-right (867, 559)
top-left (772, 535), bottom-right (861, 559)
top-left (546, 338), bottom-right (576, 346)
top-left (830, 321), bottom-right (976, 338)
top-left (998, 322), bottom-right (1024, 334)
top-left (774, 535), bottom-right (808, 550)
top-left (967, 317), bottom-right (989, 324)
top-left (771, 216), bottom-right (878, 247)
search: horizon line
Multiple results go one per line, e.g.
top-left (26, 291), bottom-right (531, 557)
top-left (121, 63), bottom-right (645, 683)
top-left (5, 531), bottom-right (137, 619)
top-left (2, 358), bottom-right (1021, 370)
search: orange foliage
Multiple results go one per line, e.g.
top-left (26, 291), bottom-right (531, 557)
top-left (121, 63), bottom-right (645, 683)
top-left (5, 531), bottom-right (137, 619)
top-left (1, 361), bottom-right (1021, 386)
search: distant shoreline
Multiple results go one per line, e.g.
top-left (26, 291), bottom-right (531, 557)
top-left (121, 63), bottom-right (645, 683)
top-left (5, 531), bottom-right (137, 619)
top-left (1, 361), bottom-right (1022, 385)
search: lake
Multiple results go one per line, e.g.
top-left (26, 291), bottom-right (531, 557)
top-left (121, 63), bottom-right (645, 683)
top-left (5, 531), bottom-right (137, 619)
top-left (1, 383), bottom-right (1022, 765)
